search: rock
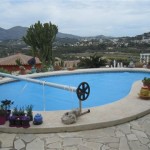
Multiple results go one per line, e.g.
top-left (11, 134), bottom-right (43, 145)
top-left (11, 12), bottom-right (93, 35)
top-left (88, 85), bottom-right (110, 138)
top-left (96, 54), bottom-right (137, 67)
top-left (61, 112), bottom-right (77, 124)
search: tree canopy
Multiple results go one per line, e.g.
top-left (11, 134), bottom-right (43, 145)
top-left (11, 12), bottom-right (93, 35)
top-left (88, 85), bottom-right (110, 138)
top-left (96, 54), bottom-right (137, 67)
top-left (23, 21), bottom-right (58, 66)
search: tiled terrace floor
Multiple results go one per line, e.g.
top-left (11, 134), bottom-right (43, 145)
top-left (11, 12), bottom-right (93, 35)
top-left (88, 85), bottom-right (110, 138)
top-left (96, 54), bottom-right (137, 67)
top-left (0, 113), bottom-right (150, 150)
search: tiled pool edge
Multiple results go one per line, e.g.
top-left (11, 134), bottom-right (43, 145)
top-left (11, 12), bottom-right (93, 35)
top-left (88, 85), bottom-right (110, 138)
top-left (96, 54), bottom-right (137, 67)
top-left (0, 68), bottom-right (150, 133)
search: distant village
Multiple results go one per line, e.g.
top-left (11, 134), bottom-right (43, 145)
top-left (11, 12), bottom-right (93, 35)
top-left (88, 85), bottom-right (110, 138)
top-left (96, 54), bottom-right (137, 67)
top-left (54, 33), bottom-right (150, 49)
top-left (0, 30), bottom-right (150, 74)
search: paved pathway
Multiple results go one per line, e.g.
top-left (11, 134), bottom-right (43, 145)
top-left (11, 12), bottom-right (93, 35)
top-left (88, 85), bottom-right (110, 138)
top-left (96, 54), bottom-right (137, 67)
top-left (0, 113), bottom-right (150, 150)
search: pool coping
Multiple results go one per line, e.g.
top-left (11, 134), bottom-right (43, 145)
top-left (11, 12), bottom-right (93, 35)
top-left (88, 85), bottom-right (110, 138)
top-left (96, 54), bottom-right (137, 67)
top-left (0, 68), bottom-right (150, 133)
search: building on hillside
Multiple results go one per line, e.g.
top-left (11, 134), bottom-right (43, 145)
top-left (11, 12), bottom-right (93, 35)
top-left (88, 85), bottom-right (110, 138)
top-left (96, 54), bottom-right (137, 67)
top-left (140, 53), bottom-right (150, 64)
top-left (0, 53), bottom-right (41, 72)
top-left (64, 60), bottom-right (80, 68)
top-left (54, 58), bottom-right (80, 69)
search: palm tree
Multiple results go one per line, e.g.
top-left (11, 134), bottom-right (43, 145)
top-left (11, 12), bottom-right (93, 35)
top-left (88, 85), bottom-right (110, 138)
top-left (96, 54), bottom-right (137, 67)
top-left (78, 54), bottom-right (107, 68)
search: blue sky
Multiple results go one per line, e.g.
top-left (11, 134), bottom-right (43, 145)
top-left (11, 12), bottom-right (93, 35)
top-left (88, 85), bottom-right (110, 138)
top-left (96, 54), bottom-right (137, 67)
top-left (1, 0), bottom-right (150, 37)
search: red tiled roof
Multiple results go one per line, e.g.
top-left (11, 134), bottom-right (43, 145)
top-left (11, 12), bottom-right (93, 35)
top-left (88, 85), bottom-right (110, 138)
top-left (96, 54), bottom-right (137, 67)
top-left (0, 53), bottom-right (41, 65)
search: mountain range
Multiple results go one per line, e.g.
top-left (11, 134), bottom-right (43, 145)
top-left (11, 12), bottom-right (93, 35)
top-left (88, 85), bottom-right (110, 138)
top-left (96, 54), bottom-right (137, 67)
top-left (0, 26), bottom-right (27, 40)
top-left (0, 26), bottom-right (150, 41)
top-left (0, 26), bottom-right (112, 41)
top-left (0, 26), bottom-right (81, 40)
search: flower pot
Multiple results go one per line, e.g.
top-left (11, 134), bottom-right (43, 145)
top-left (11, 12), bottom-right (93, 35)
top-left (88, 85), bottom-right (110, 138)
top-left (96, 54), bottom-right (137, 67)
top-left (9, 116), bottom-right (16, 127)
top-left (139, 86), bottom-right (150, 100)
top-left (0, 115), bottom-right (6, 125)
top-left (0, 110), bottom-right (6, 125)
top-left (140, 86), bottom-right (149, 96)
top-left (22, 116), bottom-right (30, 128)
top-left (15, 117), bottom-right (22, 128)
top-left (33, 114), bottom-right (43, 125)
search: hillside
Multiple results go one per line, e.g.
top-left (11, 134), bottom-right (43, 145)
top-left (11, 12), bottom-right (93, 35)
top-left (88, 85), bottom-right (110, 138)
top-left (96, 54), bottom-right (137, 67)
top-left (0, 26), bottom-right (112, 40)
top-left (0, 26), bottom-right (82, 40)
top-left (0, 26), bottom-right (28, 40)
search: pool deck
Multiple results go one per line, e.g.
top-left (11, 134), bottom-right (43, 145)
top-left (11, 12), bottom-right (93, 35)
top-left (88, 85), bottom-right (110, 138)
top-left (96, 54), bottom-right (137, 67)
top-left (0, 68), bottom-right (150, 133)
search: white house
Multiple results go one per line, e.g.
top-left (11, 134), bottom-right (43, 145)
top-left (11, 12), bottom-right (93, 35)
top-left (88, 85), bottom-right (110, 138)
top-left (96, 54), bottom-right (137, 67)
top-left (140, 53), bottom-right (150, 64)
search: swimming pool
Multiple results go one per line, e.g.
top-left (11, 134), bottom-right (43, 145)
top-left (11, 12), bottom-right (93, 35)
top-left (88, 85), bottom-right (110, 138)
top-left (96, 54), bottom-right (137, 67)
top-left (0, 70), bottom-right (150, 111)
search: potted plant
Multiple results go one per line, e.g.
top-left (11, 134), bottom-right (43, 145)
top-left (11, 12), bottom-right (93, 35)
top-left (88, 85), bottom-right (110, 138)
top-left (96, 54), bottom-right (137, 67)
top-left (21, 116), bottom-right (30, 128)
top-left (0, 105), bottom-right (6, 125)
top-left (1, 99), bottom-right (14, 120)
top-left (10, 106), bottom-right (25, 127)
top-left (142, 77), bottom-right (150, 89)
top-left (26, 105), bottom-right (33, 121)
top-left (18, 107), bottom-right (25, 117)
top-left (16, 107), bottom-right (25, 127)
top-left (10, 106), bottom-right (18, 127)
top-left (9, 115), bottom-right (16, 127)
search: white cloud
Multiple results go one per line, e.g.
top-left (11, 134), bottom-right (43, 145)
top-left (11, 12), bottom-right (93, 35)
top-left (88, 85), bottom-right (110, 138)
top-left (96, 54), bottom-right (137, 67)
top-left (0, 0), bottom-right (150, 36)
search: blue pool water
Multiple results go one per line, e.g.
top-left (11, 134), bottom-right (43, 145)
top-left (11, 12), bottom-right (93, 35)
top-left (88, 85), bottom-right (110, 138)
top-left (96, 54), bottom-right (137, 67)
top-left (0, 71), bottom-right (150, 111)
